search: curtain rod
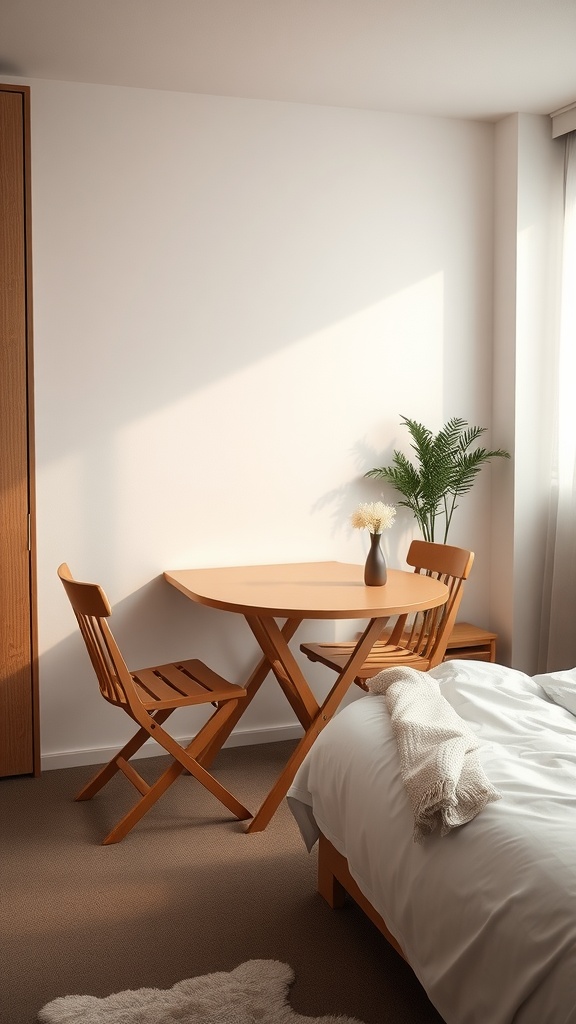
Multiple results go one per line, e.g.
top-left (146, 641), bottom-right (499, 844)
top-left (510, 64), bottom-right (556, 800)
top-left (551, 102), bottom-right (576, 139)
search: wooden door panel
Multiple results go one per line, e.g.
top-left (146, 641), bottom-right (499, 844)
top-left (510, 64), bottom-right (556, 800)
top-left (0, 87), bottom-right (36, 777)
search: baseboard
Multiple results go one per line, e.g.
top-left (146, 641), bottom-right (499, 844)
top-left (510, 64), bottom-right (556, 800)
top-left (40, 723), bottom-right (305, 772)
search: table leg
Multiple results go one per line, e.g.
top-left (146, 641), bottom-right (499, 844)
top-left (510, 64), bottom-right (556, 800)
top-left (245, 616), bottom-right (387, 833)
top-left (247, 615), bottom-right (318, 729)
top-left (197, 617), bottom-right (301, 768)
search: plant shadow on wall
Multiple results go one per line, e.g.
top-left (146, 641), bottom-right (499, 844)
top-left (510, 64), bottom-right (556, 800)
top-left (365, 416), bottom-right (510, 544)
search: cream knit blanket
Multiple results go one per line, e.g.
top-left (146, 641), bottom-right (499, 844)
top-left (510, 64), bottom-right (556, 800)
top-left (368, 666), bottom-right (501, 842)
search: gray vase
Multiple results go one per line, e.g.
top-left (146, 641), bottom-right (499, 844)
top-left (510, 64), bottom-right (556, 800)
top-left (364, 531), bottom-right (387, 586)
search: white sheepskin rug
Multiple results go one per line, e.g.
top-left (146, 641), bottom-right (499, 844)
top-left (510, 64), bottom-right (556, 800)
top-left (37, 959), bottom-right (365, 1024)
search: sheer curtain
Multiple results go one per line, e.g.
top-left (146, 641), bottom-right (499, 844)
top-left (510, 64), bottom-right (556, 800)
top-left (540, 132), bottom-right (576, 671)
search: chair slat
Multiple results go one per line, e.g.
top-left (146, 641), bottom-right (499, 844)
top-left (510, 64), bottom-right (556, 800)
top-left (179, 659), bottom-right (245, 699)
top-left (131, 660), bottom-right (244, 706)
top-left (131, 667), bottom-right (189, 701)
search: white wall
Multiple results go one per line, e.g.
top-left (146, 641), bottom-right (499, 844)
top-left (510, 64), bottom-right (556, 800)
top-left (19, 78), bottom-right (497, 767)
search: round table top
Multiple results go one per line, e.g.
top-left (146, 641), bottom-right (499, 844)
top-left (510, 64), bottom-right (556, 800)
top-left (164, 561), bottom-right (448, 620)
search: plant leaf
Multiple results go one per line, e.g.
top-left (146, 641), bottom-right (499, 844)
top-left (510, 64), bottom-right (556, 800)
top-left (365, 416), bottom-right (510, 542)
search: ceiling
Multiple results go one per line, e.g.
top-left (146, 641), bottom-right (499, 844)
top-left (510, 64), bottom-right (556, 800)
top-left (1, 0), bottom-right (576, 122)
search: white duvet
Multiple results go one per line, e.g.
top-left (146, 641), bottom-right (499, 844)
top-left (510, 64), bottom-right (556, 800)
top-left (287, 660), bottom-right (576, 1024)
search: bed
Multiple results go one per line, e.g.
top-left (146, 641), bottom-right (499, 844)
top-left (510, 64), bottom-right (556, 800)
top-left (287, 659), bottom-right (576, 1024)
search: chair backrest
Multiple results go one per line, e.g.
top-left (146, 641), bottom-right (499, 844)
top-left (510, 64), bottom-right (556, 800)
top-left (390, 540), bottom-right (474, 669)
top-left (58, 563), bottom-right (138, 710)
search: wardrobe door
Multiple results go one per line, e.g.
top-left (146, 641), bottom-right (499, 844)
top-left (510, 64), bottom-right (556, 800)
top-left (0, 84), bottom-right (39, 777)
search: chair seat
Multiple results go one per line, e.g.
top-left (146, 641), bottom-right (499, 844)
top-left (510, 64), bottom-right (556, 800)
top-left (130, 659), bottom-right (246, 710)
top-left (300, 640), bottom-right (432, 684)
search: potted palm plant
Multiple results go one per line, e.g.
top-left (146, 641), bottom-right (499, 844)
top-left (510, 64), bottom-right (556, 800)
top-left (365, 415), bottom-right (510, 544)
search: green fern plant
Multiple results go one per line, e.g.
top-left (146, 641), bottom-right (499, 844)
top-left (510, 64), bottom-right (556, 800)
top-left (365, 416), bottom-right (510, 543)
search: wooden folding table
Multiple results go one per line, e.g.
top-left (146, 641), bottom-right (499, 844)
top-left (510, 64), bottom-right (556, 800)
top-left (164, 561), bottom-right (448, 832)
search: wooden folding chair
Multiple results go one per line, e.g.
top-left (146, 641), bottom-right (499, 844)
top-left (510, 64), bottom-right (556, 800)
top-left (300, 541), bottom-right (474, 688)
top-left (58, 564), bottom-right (251, 844)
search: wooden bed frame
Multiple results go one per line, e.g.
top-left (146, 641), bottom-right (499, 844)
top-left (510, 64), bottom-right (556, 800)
top-left (317, 833), bottom-right (408, 961)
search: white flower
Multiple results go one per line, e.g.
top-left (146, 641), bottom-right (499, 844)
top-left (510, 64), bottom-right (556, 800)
top-left (351, 501), bottom-right (396, 534)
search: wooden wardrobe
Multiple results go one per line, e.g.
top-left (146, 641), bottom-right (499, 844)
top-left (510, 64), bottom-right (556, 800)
top-left (0, 83), bottom-right (39, 777)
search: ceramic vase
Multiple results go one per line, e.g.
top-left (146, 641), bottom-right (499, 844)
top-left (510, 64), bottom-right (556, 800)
top-left (364, 531), bottom-right (387, 586)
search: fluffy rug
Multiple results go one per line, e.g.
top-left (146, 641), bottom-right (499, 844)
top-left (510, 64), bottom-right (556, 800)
top-left (37, 959), bottom-right (366, 1024)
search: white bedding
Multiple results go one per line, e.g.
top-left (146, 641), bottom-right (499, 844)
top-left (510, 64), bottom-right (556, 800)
top-left (287, 660), bottom-right (576, 1024)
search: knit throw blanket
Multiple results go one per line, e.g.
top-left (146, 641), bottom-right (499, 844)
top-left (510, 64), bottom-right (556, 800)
top-left (367, 666), bottom-right (502, 842)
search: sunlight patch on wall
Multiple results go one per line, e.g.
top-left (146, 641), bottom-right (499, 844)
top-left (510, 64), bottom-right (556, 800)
top-left (38, 273), bottom-right (445, 581)
top-left (111, 272), bottom-right (445, 567)
top-left (118, 270), bottom-right (445, 467)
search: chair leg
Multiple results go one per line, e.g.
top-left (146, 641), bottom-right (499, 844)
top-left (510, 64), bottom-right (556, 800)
top-left (101, 758), bottom-right (186, 845)
top-left (89, 702), bottom-right (252, 845)
top-left (146, 701), bottom-right (252, 821)
top-left (75, 709), bottom-right (174, 801)
top-left (175, 745), bottom-right (252, 821)
top-left (102, 746), bottom-right (251, 845)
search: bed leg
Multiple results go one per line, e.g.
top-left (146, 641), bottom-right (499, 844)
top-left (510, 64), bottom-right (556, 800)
top-left (316, 834), bottom-right (408, 961)
top-left (318, 834), bottom-right (346, 908)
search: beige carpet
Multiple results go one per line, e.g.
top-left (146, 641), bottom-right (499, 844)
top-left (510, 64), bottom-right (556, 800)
top-left (38, 959), bottom-right (366, 1024)
top-left (1, 740), bottom-right (444, 1024)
